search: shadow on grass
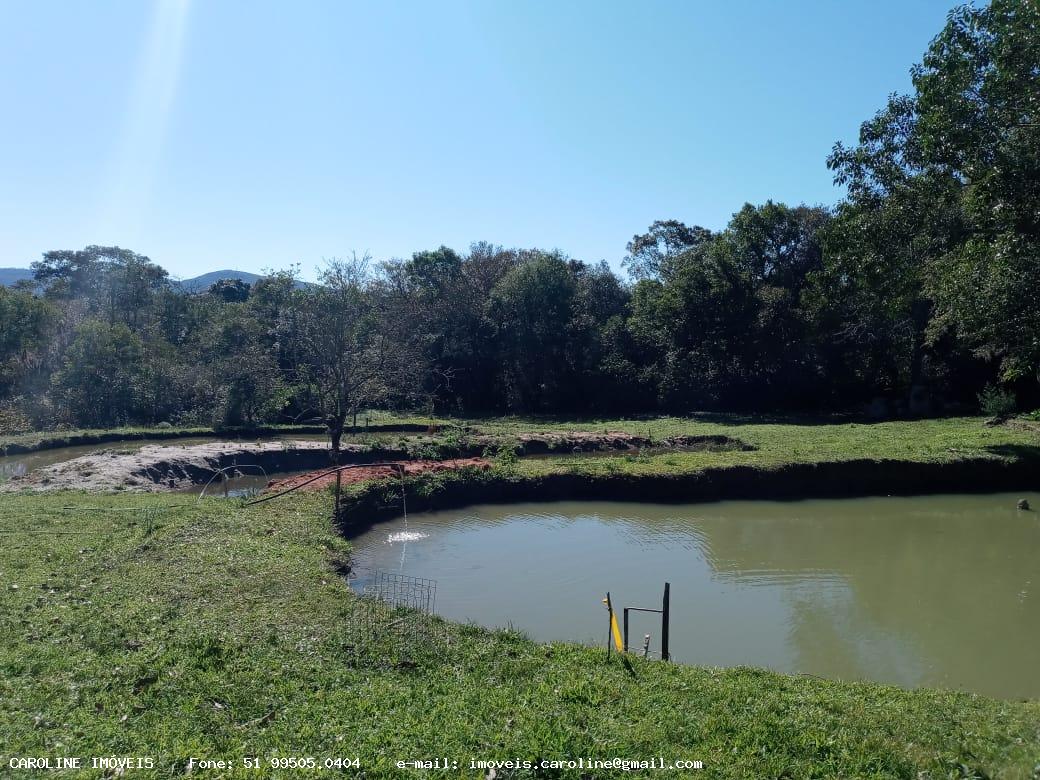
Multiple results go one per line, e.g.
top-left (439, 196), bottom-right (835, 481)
top-left (985, 444), bottom-right (1040, 460)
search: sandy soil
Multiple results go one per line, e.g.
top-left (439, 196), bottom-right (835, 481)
top-left (0, 429), bottom-right (748, 493)
top-left (264, 458), bottom-right (492, 493)
top-left (0, 440), bottom-right (336, 493)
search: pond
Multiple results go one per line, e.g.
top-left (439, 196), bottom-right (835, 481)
top-left (348, 494), bottom-right (1040, 699)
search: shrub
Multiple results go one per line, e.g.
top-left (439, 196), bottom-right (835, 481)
top-left (484, 442), bottom-right (519, 468)
top-left (977, 384), bottom-right (1017, 417)
top-left (0, 403), bottom-right (32, 435)
top-left (441, 424), bottom-right (470, 456)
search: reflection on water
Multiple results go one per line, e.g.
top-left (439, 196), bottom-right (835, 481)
top-left (348, 494), bottom-right (1040, 699)
top-left (191, 472), bottom-right (274, 498)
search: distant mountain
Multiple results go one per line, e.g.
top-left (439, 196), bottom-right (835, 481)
top-left (173, 270), bottom-right (312, 292)
top-left (0, 268), bottom-right (33, 286)
top-left (172, 270), bottom-right (267, 292)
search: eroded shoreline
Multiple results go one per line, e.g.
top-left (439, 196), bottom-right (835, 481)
top-left (335, 456), bottom-right (1040, 536)
top-left (0, 430), bottom-right (750, 492)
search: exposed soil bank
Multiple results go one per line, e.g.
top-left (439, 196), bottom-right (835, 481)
top-left (0, 427), bottom-right (322, 456)
top-left (336, 456), bottom-right (1040, 535)
top-left (0, 440), bottom-right (425, 492)
top-left (479, 431), bottom-right (752, 454)
top-left (266, 458), bottom-right (492, 492)
top-left (0, 429), bottom-right (751, 492)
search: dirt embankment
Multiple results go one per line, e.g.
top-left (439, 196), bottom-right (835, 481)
top-left (335, 456), bottom-right (1040, 535)
top-left (0, 440), bottom-right (344, 493)
top-left (477, 431), bottom-right (752, 454)
top-left (0, 429), bottom-right (750, 493)
top-left (265, 458), bottom-right (492, 493)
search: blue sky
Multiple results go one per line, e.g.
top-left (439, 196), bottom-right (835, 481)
top-left (0, 0), bottom-right (955, 281)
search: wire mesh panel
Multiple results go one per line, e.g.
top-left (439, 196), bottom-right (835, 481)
top-left (344, 570), bottom-right (442, 664)
top-left (363, 570), bottom-right (437, 615)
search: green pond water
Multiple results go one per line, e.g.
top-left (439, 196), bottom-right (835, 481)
top-left (348, 494), bottom-right (1040, 699)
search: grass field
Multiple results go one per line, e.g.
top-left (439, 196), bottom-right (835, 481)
top-left (0, 411), bottom-right (442, 453)
top-left (3, 416), bottom-right (1040, 778)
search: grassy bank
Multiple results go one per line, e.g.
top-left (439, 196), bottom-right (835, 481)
top-left (6, 413), bottom-right (1037, 465)
top-left (462, 415), bottom-right (1040, 476)
top-left (0, 413), bottom-right (449, 455)
top-left (332, 416), bottom-right (1040, 518)
top-left (2, 487), bottom-right (1040, 778)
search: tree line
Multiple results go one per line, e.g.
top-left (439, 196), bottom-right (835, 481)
top-left (1, 1), bottom-right (1036, 434)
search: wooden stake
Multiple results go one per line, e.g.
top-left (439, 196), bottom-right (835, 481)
top-left (661, 582), bottom-right (671, 661)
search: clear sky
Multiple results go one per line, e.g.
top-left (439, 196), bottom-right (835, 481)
top-left (1, 0), bottom-right (955, 281)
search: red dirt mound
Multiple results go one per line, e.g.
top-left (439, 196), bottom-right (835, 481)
top-left (264, 458), bottom-right (492, 493)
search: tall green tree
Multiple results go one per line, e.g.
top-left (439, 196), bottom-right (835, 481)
top-left (488, 251), bottom-right (579, 411)
top-left (623, 220), bottom-right (712, 281)
top-left (297, 256), bottom-right (422, 458)
top-left (33, 245), bottom-right (168, 328)
top-left (628, 204), bottom-right (828, 410)
top-left (719, 202), bottom-right (831, 405)
top-left (51, 321), bottom-right (147, 427)
top-left (825, 0), bottom-right (1040, 399)
top-left (0, 286), bottom-right (54, 396)
top-left (381, 243), bottom-right (522, 413)
top-left (916, 0), bottom-right (1040, 385)
top-left (207, 278), bottom-right (251, 303)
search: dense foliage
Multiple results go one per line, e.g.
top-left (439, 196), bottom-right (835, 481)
top-left (1, 1), bottom-right (1036, 431)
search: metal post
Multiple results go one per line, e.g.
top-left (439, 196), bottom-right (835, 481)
top-left (605, 592), bottom-right (613, 659)
top-left (398, 465), bottom-right (407, 520)
top-left (335, 469), bottom-right (342, 515)
top-left (661, 582), bottom-right (671, 661)
top-left (623, 607), bottom-right (630, 653)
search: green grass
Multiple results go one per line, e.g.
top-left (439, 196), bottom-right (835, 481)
top-left (0, 409), bottom-right (456, 452)
top-left (8, 412), bottom-right (1034, 466)
top-left (454, 415), bottom-right (1040, 481)
top-left (0, 424), bottom-right (212, 449)
top-left (2, 483), bottom-right (1040, 778)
